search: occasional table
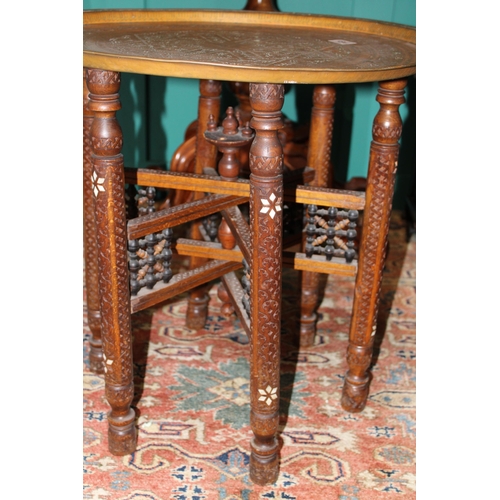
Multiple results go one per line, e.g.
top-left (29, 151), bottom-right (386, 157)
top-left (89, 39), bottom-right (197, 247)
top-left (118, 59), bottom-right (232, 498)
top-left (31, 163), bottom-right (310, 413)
top-left (83, 9), bottom-right (416, 485)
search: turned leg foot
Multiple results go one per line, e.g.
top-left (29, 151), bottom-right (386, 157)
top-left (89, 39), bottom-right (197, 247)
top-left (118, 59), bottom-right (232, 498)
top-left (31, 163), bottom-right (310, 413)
top-left (341, 372), bottom-right (371, 412)
top-left (107, 400), bottom-right (137, 455)
top-left (341, 343), bottom-right (373, 412)
top-left (185, 291), bottom-right (210, 330)
top-left (250, 432), bottom-right (280, 485)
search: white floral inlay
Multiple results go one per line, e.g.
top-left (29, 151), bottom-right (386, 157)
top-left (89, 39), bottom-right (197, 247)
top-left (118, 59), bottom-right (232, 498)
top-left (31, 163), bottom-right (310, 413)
top-left (103, 353), bottom-right (113, 373)
top-left (260, 193), bottom-right (282, 219)
top-left (258, 385), bottom-right (278, 406)
top-left (92, 171), bottom-right (105, 196)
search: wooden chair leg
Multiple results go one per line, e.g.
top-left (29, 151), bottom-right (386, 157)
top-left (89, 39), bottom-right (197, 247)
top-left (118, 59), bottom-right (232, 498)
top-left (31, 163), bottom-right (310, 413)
top-left (185, 79), bottom-right (222, 330)
top-left (300, 85), bottom-right (336, 346)
top-left (341, 79), bottom-right (407, 412)
top-left (83, 69), bottom-right (104, 373)
top-left (86, 69), bottom-right (137, 455)
top-left (248, 83), bottom-right (284, 485)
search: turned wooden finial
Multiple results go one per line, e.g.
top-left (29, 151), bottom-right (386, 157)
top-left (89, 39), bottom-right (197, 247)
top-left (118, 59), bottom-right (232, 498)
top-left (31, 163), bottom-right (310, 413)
top-left (217, 220), bottom-right (236, 250)
top-left (241, 120), bottom-right (253, 137)
top-left (244, 0), bottom-right (278, 11)
top-left (222, 106), bottom-right (238, 135)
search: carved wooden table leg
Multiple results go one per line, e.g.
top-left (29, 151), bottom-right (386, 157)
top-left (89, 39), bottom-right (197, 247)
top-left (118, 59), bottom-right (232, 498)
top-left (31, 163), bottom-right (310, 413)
top-left (248, 83), bottom-right (284, 485)
top-left (300, 85), bottom-right (336, 347)
top-left (185, 79), bottom-right (222, 330)
top-left (86, 68), bottom-right (136, 454)
top-left (83, 69), bottom-right (104, 373)
top-left (341, 79), bottom-right (407, 412)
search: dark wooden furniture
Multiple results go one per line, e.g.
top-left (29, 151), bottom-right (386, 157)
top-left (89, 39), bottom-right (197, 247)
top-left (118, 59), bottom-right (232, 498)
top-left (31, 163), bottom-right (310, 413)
top-left (83, 9), bottom-right (416, 486)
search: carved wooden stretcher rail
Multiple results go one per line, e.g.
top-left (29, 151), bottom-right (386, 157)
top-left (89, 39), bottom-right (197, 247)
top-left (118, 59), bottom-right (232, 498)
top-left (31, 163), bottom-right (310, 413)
top-left (83, 8), bottom-right (416, 486)
top-left (124, 168), bottom-right (367, 209)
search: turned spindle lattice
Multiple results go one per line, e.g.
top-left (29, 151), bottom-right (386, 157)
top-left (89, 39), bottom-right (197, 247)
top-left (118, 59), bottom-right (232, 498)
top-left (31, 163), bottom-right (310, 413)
top-left (200, 213), bottom-right (220, 242)
top-left (127, 187), bottom-right (174, 295)
top-left (304, 205), bottom-right (359, 263)
top-left (136, 186), bottom-right (156, 216)
top-left (128, 228), bottom-right (174, 295)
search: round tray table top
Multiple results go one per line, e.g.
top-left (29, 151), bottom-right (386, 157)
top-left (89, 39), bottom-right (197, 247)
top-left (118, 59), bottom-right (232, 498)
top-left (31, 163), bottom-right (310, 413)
top-left (84, 9), bottom-right (416, 84)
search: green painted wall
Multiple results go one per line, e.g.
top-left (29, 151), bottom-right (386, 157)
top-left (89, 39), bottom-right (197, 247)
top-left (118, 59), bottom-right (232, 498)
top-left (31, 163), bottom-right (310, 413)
top-left (83, 0), bottom-right (416, 208)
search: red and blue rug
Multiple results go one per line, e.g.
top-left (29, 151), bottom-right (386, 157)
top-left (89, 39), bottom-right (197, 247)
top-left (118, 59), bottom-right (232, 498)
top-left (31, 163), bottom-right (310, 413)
top-left (83, 211), bottom-right (416, 499)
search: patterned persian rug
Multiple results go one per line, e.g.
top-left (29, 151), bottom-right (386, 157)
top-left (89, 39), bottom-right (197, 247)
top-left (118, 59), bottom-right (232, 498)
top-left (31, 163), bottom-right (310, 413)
top-left (83, 210), bottom-right (416, 499)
